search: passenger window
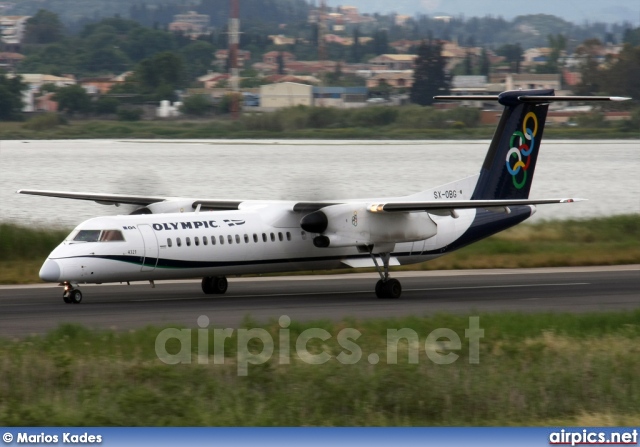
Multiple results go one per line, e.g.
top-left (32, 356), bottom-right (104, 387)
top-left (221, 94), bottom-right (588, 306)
top-left (278, 232), bottom-right (283, 242)
top-left (262, 233), bottom-right (267, 242)
top-left (186, 237), bottom-right (191, 247)
top-left (203, 236), bottom-right (208, 246)
top-left (270, 233), bottom-right (275, 242)
top-left (167, 238), bottom-right (172, 248)
top-left (195, 236), bottom-right (200, 246)
top-left (219, 235), bottom-right (224, 245)
top-left (177, 237), bottom-right (182, 247)
top-left (235, 235), bottom-right (241, 244)
top-left (253, 234), bottom-right (258, 243)
top-left (100, 230), bottom-right (125, 242)
top-left (286, 232), bottom-right (291, 241)
top-left (244, 234), bottom-right (249, 243)
top-left (211, 236), bottom-right (216, 246)
top-left (228, 235), bottom-right (233, 244)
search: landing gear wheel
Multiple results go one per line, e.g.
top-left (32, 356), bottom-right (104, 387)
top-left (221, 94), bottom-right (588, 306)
top-left (375, 279), bottom-right (402, 299)
top-left (202, 277), bottom-right (214, 294)
top-left (213, 276), bottom-right (228, 294)
top-left (63, 292), bottom-right (72, 304)
top-left (70, 289), bottom-right (83, 304)
top-left (202, 276), bottom-right (228, 295)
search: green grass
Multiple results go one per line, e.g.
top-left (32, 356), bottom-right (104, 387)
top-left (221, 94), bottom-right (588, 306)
top-left (2, 215), bottom-right (638, 284)
top-left (0, 118), bottom-right (638, 140)
top-left (2, 312), bottom-right (640, 426)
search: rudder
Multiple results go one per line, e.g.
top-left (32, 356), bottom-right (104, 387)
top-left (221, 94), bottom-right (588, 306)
top-left (470, 89), bottom-right (552, 200)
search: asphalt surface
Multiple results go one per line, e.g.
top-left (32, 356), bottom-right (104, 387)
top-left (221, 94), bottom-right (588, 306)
top-left (0, 265), bottom-right (638, 337)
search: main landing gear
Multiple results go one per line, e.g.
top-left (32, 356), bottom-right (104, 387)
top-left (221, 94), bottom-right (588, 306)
top-left (62, 282), bottom-right (83, 304)
top-left (201, 276), bottom-right (228, 295)
top-left (370, 252), bottom-right (402, 299)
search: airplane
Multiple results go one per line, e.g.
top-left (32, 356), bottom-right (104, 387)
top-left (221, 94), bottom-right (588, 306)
top-left (18, 89), bottom-right (630, 304)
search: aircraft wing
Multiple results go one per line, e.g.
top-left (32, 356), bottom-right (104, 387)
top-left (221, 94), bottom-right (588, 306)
top-left (367, 198), bottom-right (585, 214)
top-left (17, 189), bottom-right (247, 211)
top-left (16, 189), bottom-right (169, 206)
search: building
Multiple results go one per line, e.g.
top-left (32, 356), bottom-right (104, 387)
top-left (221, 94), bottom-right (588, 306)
top-left (369, 54), bottom-right (416, 71)
top-left (259, 82), bottom-right (368, 109)
top-left (79, 77), bottom-right (118, 95)
top-left (313, 86), bottom-right (367, 108)
top-left (488, 73), bottom-right (561, 92)
top-left (362, 70), bottom-right (413, 89)
top-left (169, 11), bottom-right (211, 38)
top-left (0, 15), bottom-right (30, 50)
top-left (214, 49), bottom-right (251, 69)
top-left (268, 35), bottom-right (295, 46)
top-left (262, 51), bottom-right (295, 65)
top-left (260, 82), bottom-right (313, 108)
top-left (0, 51), bottom-right (24, 72)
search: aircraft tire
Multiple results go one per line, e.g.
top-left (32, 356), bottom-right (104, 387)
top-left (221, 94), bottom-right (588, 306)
top-left (375, 279), bottom-right (401, 299)
top-left (70, 289), bottom-right (83, 304)
top-left (63, 292), bottom-right (72, 304)
top-left (212, 276), bottom-right (228, 294)
top-left (385, 279), bottom-right (402, 299)
top-left (201, 277), bottom-right (215, 294)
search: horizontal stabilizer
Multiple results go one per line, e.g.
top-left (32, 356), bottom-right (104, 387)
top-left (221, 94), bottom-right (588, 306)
top-left (434, 95), bottom-right (631, 104)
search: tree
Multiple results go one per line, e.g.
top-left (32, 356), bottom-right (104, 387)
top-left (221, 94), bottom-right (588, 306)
top-left (463, 50), bottom-right (473, 75)
top-left (179, 41), bottom-right (217, 79)
top-left (54, 85), bottom-right (92, 115)
top-left (350, 27), bottom-right (362, 63)
top-left (135, 52), bottom-right (186, 100)
top-left (410, 40), bottom-right (450, 106)
top-left (496, 43), bottom-right (523, 73)
top-left (276, 52), bottom-right (285, 75)
top-left (479, 48), bottom-right (491, 76)
top-left (536, 34), bottom-right (567, 74)
top-left (180, 94), bottom-right (213, 116)
top-left (24, 10), bottom-right (64, 44)
top-left (94, 97), bottom-right (119, 115)
top-left (0, 74), bottom-right (26, 120)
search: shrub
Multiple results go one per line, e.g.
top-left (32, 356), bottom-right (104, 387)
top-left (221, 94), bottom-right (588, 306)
top-left (117, 108), bottom-right (143, 121)
top-left (94, 97), bottom-right (119, 115)
top-left (22, 113), bottom-right (67, 131)
top-left (180, 94), bottom-right (213, 116)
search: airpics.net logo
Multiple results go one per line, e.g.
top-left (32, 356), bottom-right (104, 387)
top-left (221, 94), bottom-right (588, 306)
top-left (154, 315), bottom-right (484, 376)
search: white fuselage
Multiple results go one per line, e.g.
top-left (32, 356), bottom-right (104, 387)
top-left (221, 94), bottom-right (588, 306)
top-left (40, 205), bottom-right (478, 284)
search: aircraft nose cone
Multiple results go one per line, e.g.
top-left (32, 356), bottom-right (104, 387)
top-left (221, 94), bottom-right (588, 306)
top-left (39, 259), bottom-right (61, 282)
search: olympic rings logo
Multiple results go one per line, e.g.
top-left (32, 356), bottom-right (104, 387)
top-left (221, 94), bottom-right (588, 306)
top-left (505, 112), bottom-right (538, 189)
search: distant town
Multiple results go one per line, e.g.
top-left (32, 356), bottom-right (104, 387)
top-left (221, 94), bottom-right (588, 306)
top-left (0, 0), bottom-right (637, 128)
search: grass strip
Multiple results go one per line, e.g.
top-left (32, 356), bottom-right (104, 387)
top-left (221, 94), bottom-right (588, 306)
top-left (2, 311), bottom-right (640, 426)
top-left (0, 119), bottom-right (638, 140)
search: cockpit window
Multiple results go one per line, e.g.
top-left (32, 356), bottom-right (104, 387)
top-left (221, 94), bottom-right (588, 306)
top-left (72, 230), bottom-right (101, 242)
top-left (71, 229), bottom-right (125, 242)
top-left (100, 230), bottom-right (125, 242)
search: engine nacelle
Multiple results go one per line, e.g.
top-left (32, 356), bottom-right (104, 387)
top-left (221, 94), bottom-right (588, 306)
top-left (130, 200), bottom-right (196, 215)
top-left (301, 203), bottom-right (437, 248)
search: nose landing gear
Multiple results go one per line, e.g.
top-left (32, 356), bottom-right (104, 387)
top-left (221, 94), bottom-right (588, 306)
top-left (62, 282), bottom-right (83, 304)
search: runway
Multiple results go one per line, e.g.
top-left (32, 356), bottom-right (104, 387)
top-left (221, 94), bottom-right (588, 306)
top-left (0, 265), bottom-right (638, 337)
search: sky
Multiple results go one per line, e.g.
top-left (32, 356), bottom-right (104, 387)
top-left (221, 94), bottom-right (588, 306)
top-left (336, 0), bottom-right (640, 25)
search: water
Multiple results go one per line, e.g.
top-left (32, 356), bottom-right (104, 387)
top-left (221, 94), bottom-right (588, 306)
top-left (1, 139), bottom-right (638, 228)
